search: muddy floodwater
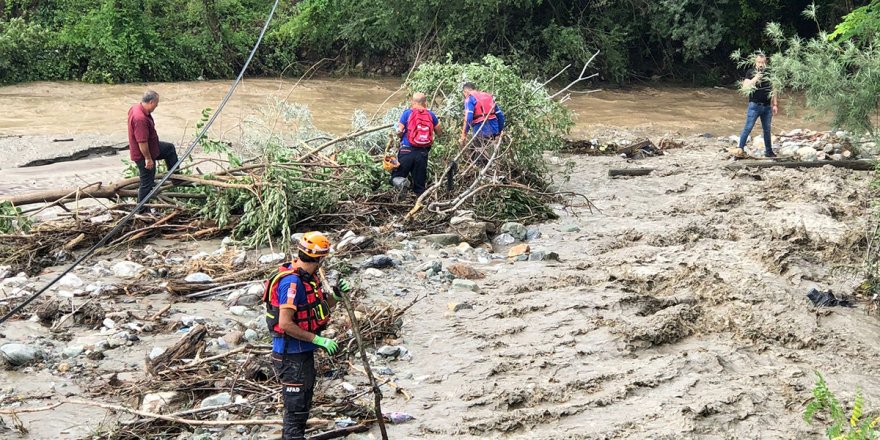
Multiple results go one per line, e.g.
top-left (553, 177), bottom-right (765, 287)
top-left (0, 78), bottom-right (820, 196)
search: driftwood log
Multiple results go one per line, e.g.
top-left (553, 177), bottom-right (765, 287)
top-left (146, 324), bottom-right (208, 374)
top-left (725, 159), bottom-right (875, 171)
top-left (609, 168), bottom-right (655, 177)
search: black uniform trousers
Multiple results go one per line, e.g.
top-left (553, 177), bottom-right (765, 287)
top-left (271, 351), bottom-right (317, 440)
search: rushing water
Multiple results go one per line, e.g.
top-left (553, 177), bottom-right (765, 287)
top-left (0, 78), bottom-right (820, 196)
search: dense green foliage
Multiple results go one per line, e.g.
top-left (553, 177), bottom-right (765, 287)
top-left (0, 0), bottom-right (869, 85)
top-left (804, 373), bottom-right (880, 439)
top-left (752, 1), bottom-right (880, 136)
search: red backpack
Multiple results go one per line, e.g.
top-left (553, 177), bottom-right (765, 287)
top-left (406, 108), bottom-right (435, 147)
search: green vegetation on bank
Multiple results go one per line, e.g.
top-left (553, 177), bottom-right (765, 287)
top-left (0, 0), bottom-right (868, 85)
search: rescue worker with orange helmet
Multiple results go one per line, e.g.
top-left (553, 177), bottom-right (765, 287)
top-left (459, 82), bottom-right (505, 162)
top-left (264, 231), bottom-right (349, 440)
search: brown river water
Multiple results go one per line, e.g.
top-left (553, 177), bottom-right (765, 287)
top-left (0, 78), bottom-right (819, 194)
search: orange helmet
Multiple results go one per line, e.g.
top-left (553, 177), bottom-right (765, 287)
top-left (298, 232), bottom-right (331, 258)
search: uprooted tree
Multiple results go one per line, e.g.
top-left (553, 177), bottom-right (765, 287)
top-left (0, 56), bottom-right (598, 274)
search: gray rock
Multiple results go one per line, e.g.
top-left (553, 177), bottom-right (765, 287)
top-left (200, 392), bottom-right (232, 409)
top-left (423, 233), bottom-right (461, 246)
top-left (258, 253), bottom-right (286, 264)
top-left (62, 345), bottom-right (85, 359)
top-left (141, 391), bottom-right (179, 413)
top-left (228, 306), bottom-right (249, 317)
top-left (0, 344), bottom-right (41, 366)
top-left (526, 227), bottom-right (542, 241)
top-left (416, 261), bottom-right (442, 273)
top-left (0, 265), bottom-right (11, 280)
top-left (376, 345), bottom-right (401, 358)
top-left (336, 235), bottom-right (374, 252)
top-left (112, 261), bottom-right (145, 278)
top-left (244, 329), bottom-right (259, 342)
top-left (184, 272), bottom-right (213, 283)
top-left (529, 251), bottom-right (560, 262)
top-left (831, 154), bottom-right (843, 161)
top-left (59, 273), bottom-right (84, 289)
top-left (361, 268), bottom-right (383, 278)
top-left (493, 233), bottom-right (516, 246)
top-left (103, 318), bottom-right (116, 329)
top-left (451, 279), bottom-right (480, 293)
top-left (149, 347), bottom-right (166, 360)
top-left (231, 251), bottom-right (247, 267)
top-left (797, 146), bottom-right (818, 162)
top-left (500, 222), bottom-right (527, 241)
top-left (823, 144), bottom-right (835, 153)
top-left (561, 225), bottom-right (581, 233)
top-left (180, 315), bottom-right (206, 327)
top-left (1, 273), bottom-right (28, 288)
top-left (450, 220), bottom-right (490, 244)
top-left (360, 255), bottom-right (396, 269)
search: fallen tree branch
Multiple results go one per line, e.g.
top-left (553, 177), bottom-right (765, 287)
top-left (297, 123), bottom-right (393, 162)
top-left (725, 159), bottom-right (875, 171)
top-left (549, 50), bottom-right (601, 100)
top-left (609, 168), bottom-right (655, 177)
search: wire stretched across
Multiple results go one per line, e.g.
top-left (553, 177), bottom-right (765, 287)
top-left (0, 0), bottom-right (282, 326)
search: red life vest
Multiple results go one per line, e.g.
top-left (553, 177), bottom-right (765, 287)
top-left (470, 91), bottom-right (497, 125)
top-left (262, 264), bottom-right (331, 337)
top-left (406, 108), bottom-right (435, 147)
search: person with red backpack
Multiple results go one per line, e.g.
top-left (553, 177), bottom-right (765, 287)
top-left (264, 231), bottom-right (349, 440)
top-left (391, 92), bottom-right (441, 196)
top-left (460, 82), bottom-right (506, 162)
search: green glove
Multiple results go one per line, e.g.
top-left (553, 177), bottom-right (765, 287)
top-left (332, 279), bottom-right (351, 300)
top-left (312, 335), bottom-right (338, 355)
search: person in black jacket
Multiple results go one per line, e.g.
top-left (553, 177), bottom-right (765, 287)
top-left (737, 54), bottom-right (780, 157)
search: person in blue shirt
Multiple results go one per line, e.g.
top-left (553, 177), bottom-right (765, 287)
top-left (266, 232), bottom-right (348, 440)
top-left (391, 92), bottom-right (441, 196)
top-left (459, 83), bottom-right (505, 161)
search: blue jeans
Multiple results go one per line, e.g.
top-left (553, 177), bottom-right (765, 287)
top-left (738, 102), bottom-right (773, 155)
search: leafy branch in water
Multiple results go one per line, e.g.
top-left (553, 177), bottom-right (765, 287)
top-left (804, 372), bottom-right (880, 440)
top-left (0, 201), bottom-right (31, 234)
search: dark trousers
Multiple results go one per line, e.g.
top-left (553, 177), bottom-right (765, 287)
top-left (738, 102), bottom-right (773, 155)
top-left (271, 351), bottom-right (316, 440)
top-left (391, 147), bottom-right (430, 195)
top-left (135, 141), bottom-right (179, 202)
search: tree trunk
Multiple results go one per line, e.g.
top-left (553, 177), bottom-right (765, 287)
top-left (609, 168), bottom-right (655, 177)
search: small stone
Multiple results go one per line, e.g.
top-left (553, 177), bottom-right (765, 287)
top-left (797, 146), bottom-right (818, 162)
top-left (842, 150), bottom-right (853, 158)
top-left (529, 251), bottom-right (560, 262)
top-left (508, 244), bottom-right (530, 258)
top-left (526, 227), bottom-right (542, 241)
top-left (57, 362), bottom-right (71, 373)
top-left (221, 236), bottom-right (235, 246)
top-left (216, 337), bottom-right (229, 350)
top-left (244, 329), bottom-right (259, 342)
top-left (86, 351), bottom-right (105, 360)
top-left (0, 344), bottom-right (40, 366)
top-left (447, 263), bottom-right (485, 280)
top-left (103, 318), bottom-right (116, 329)
top-left (376, 345), bottom-right (401, 358)
top-left (831, 154), bottom-right (843, 161)
top-left (63, 346), bottom-right (85, 359)
top-left (823, 144), bottom-right (834, 153)
top-left (448, 302), bottom-right (473, 312)
top-left (561, 225), bottom-right (581, 233)
top-left (142, 391), bottom-right (179, 413)
top-left (360, 255), bottom-right (396, 269)
top-left (223, 331), bottom-right (244, 346)
top-left (456, 242), bottom-right (473, 252)
top-left (184, 272), bottom-right (213, 283)
top-left (363, 268), bottom-right (385, 278)
top-left (231, 251), bottom-right (247, 267)
top-left (149, 347), bottom-right (166, 360)
top-left (493, 234), bottom-right (516, 246)
top-left (200, 392), bottom-right (232, 409)
top-left (90, 213), bottom-right (113, 224)
top-left (451, 279), bottom-right (479, 293)
top-left (416, 261), bottom-right (442, 273)
top-left (180, 315), bottom-right (206, 326)
top-left (423, 233), bottom-right (461, 246)
top-left (500, 222), bottom-right (527, 241)
top-left (112, 261), bottom-right (145, 278)
top-left (59, 274), bottom-right (84, 289)
top-left (229, 306), bottom-right (249, 316)
top-left (258, 253), bottom-right (286, 264)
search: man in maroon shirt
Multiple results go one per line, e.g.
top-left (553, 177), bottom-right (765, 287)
top-left (128, 90), bottom-right (178, 203)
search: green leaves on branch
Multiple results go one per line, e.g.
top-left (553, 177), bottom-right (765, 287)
top-left (0, 201), bottom-right (30, 234)
top-left (804, 372), bottom-right (880, 440)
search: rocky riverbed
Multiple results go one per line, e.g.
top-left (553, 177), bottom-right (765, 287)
top-left (1, 129), bottom-right (879, 439)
